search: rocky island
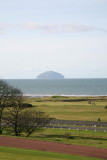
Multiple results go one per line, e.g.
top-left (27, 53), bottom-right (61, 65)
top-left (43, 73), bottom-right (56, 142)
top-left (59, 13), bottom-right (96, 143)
top-left (37, 71), bottom-right (64, 79)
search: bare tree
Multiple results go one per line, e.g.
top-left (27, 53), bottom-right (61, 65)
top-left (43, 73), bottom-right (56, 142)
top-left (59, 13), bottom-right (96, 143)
top-left (0, 80), bottom-right (24, 134)
top-left (5, 89), bottom-right (25, 136)
top-left (20, 109), bottom-right (51, 137)
top-left (1, 80), bottom-right (52, 137)
top-left (5, 107), bottom-right (52, 136)
top-left (0, 80), bottom-right (13, 134)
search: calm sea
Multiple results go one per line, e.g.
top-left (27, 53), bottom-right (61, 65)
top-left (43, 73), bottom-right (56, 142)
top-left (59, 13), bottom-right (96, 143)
top-left (6, 79), bottom-right (107, 97)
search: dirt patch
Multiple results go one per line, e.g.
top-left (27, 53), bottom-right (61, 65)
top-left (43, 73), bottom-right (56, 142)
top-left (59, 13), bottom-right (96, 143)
top-left (0, 136), bottom-right (107, 159)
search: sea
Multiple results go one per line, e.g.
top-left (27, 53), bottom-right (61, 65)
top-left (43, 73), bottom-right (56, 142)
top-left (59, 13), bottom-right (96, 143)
top-left (5, 79), bottom-right (107, 97)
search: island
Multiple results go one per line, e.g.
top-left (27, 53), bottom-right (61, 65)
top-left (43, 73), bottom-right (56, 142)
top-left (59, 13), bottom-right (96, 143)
top-left (37, 71), bottom-right (64, 79)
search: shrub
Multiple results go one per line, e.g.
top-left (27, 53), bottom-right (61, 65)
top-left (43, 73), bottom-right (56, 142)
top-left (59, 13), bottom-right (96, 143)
top-left (104, 105), bottom-right (107, 109)
top-left (98, 118), bottom-right (101, 121)
top-left (64, 132), bottom-right (74, 139)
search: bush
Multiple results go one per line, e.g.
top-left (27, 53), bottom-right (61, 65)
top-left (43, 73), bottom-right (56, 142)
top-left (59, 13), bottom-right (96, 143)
top-left (22, 103), bottom-right (33, 108)
top-left (98, 118), bottom-right (101, 121)
top-left (104, 105), bottom-right (107, 109)
top-left (64, 132), bottom-right (74, 139)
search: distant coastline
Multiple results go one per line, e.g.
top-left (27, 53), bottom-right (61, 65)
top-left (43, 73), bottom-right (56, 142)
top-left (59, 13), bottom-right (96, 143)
top-left (24, 94), bottom-right (107, 98)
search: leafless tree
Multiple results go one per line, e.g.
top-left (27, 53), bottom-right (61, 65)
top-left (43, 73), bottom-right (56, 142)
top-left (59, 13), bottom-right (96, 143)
top-left (1, 80), bottom-right (52, 136)
top-left (0, 80), bottom-right (24, 134)
top-left (5, 108), bottom-right (51, 136)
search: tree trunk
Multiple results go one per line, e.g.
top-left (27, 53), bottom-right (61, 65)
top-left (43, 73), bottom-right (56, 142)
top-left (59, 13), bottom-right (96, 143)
top-left (0, 126), bottom-right (2, 134)
top-left (14, 122), bottom-right (19, 136)
top-left (26, 128), bottom-right (35, 137)
top-left (0, 108), bottom-right (3, 134)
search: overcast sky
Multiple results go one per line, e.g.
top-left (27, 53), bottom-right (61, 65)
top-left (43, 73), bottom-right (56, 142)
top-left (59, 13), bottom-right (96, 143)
top-left (0, 0), bottom-right (107, 79)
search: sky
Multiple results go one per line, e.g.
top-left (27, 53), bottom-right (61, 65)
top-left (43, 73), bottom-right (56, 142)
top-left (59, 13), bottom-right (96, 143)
top-left (0, 0), bottom-right (107, 79)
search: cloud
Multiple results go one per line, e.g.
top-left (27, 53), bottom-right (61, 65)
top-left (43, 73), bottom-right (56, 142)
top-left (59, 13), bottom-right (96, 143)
top-left (21, 21), bottom-right (107, 33)
top-left (0, 23), bottom-right (11, 35)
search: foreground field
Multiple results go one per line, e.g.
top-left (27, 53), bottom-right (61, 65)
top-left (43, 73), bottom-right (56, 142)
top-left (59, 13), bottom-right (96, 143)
top-left (27, 96), bottom-right (107, 121)
top-left (0, 146), bottom-right (103, 160)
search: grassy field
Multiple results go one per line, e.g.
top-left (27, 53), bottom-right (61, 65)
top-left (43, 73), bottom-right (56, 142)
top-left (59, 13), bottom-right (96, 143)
top-left (0, 146), bottom-right (103, 160)
top-left (26, 96), bottom-right (107, 121)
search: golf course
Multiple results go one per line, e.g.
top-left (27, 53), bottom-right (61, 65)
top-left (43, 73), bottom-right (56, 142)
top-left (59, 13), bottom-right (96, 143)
top-left (0, 96), bottom-right (107, 159)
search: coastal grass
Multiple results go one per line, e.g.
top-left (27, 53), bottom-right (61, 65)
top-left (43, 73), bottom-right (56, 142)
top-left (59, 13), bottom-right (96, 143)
top-left (26, 97), bottom-right (107, 121)
top-left (0, 146), bottom-right (103, 160)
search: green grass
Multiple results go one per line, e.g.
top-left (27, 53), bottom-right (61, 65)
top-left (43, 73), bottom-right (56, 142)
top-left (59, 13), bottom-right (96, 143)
top-left (0, 146), bottom-right (103, 160)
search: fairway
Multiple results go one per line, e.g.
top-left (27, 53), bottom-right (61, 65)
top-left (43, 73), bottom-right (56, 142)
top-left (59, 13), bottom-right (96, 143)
top-left (0, 146), bottom-right (103, 160)
top-left (27, 97), bottom-right (107, 121)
